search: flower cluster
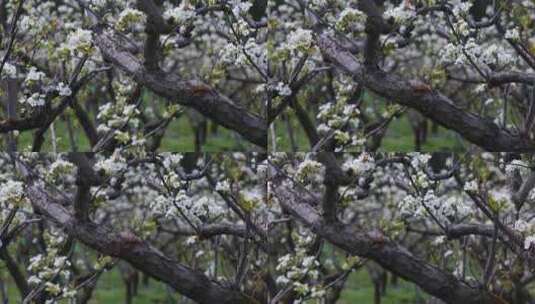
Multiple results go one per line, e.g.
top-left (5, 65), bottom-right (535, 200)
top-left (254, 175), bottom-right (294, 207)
top-left (163, 3), bottom-right (196, 26)
top-left (218, 38), bottom-right (267, 71)
top-left (505, 159), bottom-right (529, 177)
top-left (384, 3), bottom-right (415, 25)
top-left (525, 235), bottom-right (535, 250)
top-left (514, 219), bottom-right (532, 233)
top-left (464, 180), bottom-right (478, 192)
top-left (336, 8), bottom-right (366, 33)
top-left (342, 153), bottom-right (375, 176)
top-left (505, 28), bottom-right (520, 41)
top-left (47, 158), bottom-right (76, 182)
top-left (511, 218), bottom-right (535, 251)
top-left (56, 82), bottom-right (72, 97)
top-left (162, 153), bottom-right (184, 170)
top-left (295, 159), bottom-right (325, 184)
top-left (151, 190), bottom-right (226, 223)
top-left (21, 92), bottom-right (46, 107)
top-left (271, 82), bottom-right (292, 97)
top-left (282, 28), bottom-right (314, 54)
top-left (59, 28), bottom-right (93, 56)
top-left (94, 151), bottom-right (127, 176)
top-left (409, 153), bottom-right (432, 169)
top-left (316, 100), bottom-right (362, 150)
top-left (275, 233), bottom-right (326, 302)
top-left (24, 67), bottom-right (46, 85)
top-left (400, 190), bottom-right (471, 224)
top-left (1, 62), bottom-right (17, 79)
top-left (27, 233), bottom-right (76, 301)
top-left (440, 39), bottom-right (516, 69)
top-left (116, 8), bottom-right (146, 32)
top-left (0, 180), bottom-right (25, 205)
top-left (96, 83), bottom-right (141, 143)
top-left (215, 179), bottom-right (231, 193)
top-left (228, 0), bottom-right (253, 17)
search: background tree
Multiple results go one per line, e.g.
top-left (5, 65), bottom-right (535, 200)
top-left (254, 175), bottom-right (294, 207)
top-left (0, 0), bottom-right (268, 152)
top-left (2, 152), bottom-right (535, 303)
top-left (268, 0), bottom-right (535, 152)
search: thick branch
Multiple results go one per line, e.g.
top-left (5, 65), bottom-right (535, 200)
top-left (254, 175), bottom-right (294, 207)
top-left (25, 182), bottom-right (258, 304)
top-left (92, 26), bottom-right (266, 148)
top-left (271, 181), bottom-right (505, 304)
top-left (69, 153), bottom-right (102, 220)
top-left (0, 115), bottom-right (47, 133)
top-left (316, 34), bottom-right (535, 152)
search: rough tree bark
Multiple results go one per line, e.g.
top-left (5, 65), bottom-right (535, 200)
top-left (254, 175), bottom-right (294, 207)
top-left (271, 178), bottom-right (507, 304)
top-left (91, 25), bottom-right (267, 149)
top-left (315, 33), bottom-right (535, 152)
top-left (25, 180), bottom-right (259, 304)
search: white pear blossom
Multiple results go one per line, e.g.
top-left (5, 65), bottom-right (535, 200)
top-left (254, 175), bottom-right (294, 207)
top-left (525, 235), bottom-right (535, 250)
top-left (274, 82), bottom-right (292, 96)
top-left (505, 28), bottom-right (520, 41)
top-left (89, 0), bottom-right (107, 9)
top-left (514, 219), bottom-right (530, 233)
top-left (59, 28), bottom-right (93, 55)
top-left (163, 4), bottom-right (196, 25)
top-left (464, 180), bottom-right (478, 192)
top-left (296, 159), bottom-right (324, 184)
top-left (215, 180), bottom-right (231, 192)
top-left (384, 4), bottom-right (415, 25)
top-left (229, 0), bottom-right (253, 17)
top-left (336, 8), bottom-right (366, 32)
top-left (116, 8), bottom-right (146, 31)
top-left (451, 1), bottom-right (472, 16)
top-left (342, 153), bottom-right (375, 175)
top-left (410, 153), bottom-right (432, 169)
top-left (285, 28), bottom-right (314, 53)
top-left (57, 82), bottom-right (72, 96)
top-left (25, 67), bottom-right (45, 84)
top-left (162, 153), bottom-right (184, 169)
top-left (94, 151), bottom-right (127, 175)
top-left (22, 93), bottom-right (46, 107)
top-left (1, 62), bottom-right (17, 79)
top-left (0, 180), bottom-right (25, 205)
top-left (48, 159), bottom-right (76, 181)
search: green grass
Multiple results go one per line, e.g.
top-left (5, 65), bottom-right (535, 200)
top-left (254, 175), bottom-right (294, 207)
top-left (4, 87), bottom-right (256, 152)
top-left (0, 265), bottom-right (176, 304)
top-left (159, 116), bottom-right (253, 152)
top-left (271, 110), bottom-right (465, 152)
top-left (10, 113), bottom-right (253, 152)
top-left (270, 113), bottom-right (311, 151)
top-left (89, 269), bottom-right (177, 304)
top-left (1, 267), bottom-right (423, 304)
top-left (339, 269), bottom-right (426, 304)
top-left (15, 117), bottom-right (92, 152)
top-left (380, 115), bottom-right (465, 152)
top-left (6, 94), bottom-right (466, 152)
